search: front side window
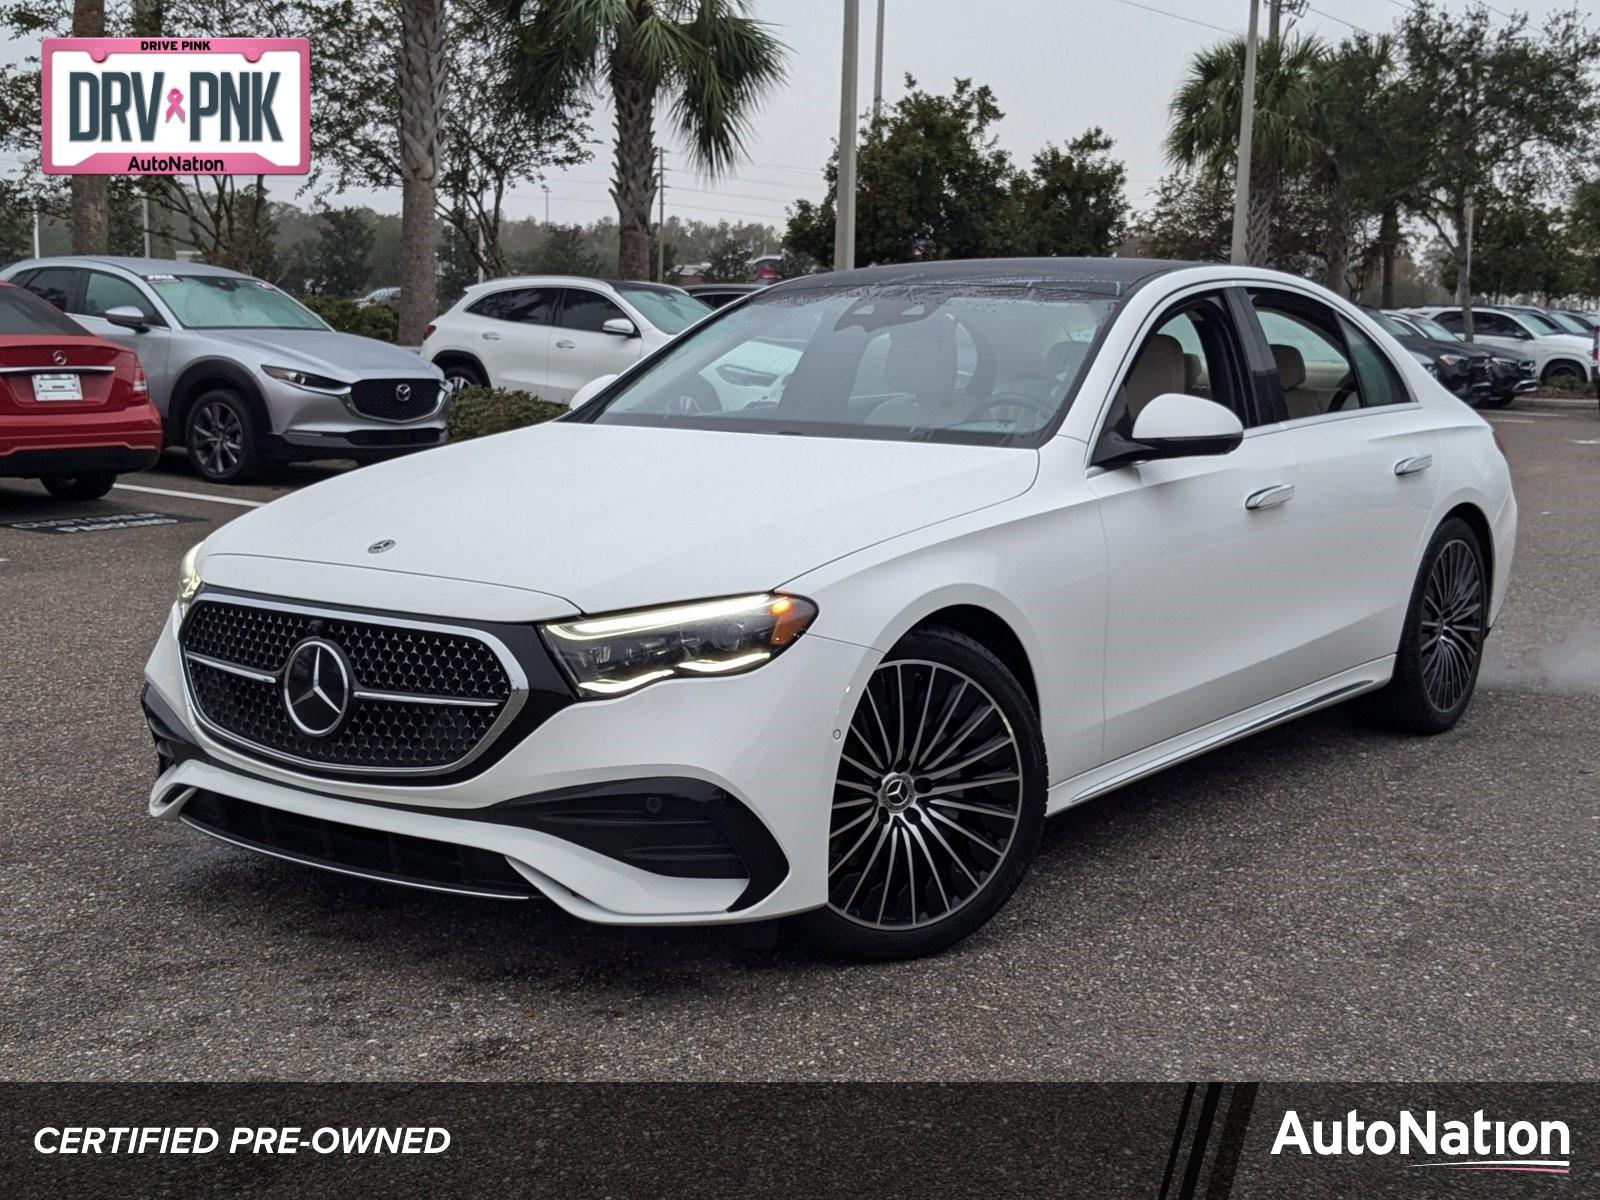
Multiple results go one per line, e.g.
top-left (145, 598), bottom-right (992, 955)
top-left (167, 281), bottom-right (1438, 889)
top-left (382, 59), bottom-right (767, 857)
top-left (577, 282), bottom-right (1119, 446)
top-left (1253, 292), bottom-right (1361, 419)
top-left (1409, 314), bottom-right (1459, 342)
top-left (82, 271), bottom-right (161, 322)
top-left (1338, 317), bottom-right (1409, 407)
top-left (147, 275), bottom-right (326, 330)
top-left (558, 289), bottom-right (629, 333)
top-left (1095, 292), bottom-right (1249, 458)
top-left (468, 287), bottom-right (554, 324)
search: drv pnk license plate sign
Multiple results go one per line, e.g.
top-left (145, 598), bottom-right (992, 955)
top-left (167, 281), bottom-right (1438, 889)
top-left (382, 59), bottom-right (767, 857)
top-left (42, 38), bottom-right (309, 175)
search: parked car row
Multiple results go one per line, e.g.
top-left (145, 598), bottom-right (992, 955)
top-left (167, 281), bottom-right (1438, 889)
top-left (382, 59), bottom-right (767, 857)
top-left (1403, 304), bottom-right (1598, 391)
top-left (1367, 308), bottom-right (1537, 408)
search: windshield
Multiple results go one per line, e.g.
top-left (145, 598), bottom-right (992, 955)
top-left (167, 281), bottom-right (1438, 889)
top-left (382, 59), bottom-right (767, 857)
top-left (1538, 309), bottom-right (1590, 335)
top-left (614, 284), bottom-right (711, 334)
top-left (577, 281), bottom-right (1118, 446)
top-left (148, 275), bottom-right (328, 330)
top-left (1512, 309), bottom-right (1561, 336)
top-left (1408, 314), bottom-right (1456, 341)
top-left (1370, 311), bottom-right (1414, 339)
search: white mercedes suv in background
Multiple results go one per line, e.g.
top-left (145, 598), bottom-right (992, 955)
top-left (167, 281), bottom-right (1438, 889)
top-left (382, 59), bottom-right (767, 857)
top-left (1407, 305), bottom-right (1596, 387)
top-left (144, 259), bottom-right (1515, 959)
top-left (420, 276), bottom-right (711, 403)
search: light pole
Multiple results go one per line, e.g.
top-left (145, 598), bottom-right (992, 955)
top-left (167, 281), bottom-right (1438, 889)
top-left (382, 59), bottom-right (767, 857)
top-left (1229, 0), bottom-right (1261, 265)
top-left (541, 183), bottom-right (551, 226)
top-left (834, 0), bottom-right (859, 271)
top-left (872, 0), bottom-right (885, 122)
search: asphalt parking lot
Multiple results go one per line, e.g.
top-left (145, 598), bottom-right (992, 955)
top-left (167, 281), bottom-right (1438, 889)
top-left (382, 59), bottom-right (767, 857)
top-left (2, 403), bottom-right (1596, 1083)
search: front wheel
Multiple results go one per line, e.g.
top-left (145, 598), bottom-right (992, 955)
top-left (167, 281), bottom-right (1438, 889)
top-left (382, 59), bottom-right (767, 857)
top-left (1541, 361), bottom-right (1584, 387)
top-left (185, 390), bottom-right (262, 483)
top-left (795, 628), bottom-right (1046, 960)
top-left (1365, 517), bottom-right (1489, 734)
top-left (40, 471), bottom-right (116, 501)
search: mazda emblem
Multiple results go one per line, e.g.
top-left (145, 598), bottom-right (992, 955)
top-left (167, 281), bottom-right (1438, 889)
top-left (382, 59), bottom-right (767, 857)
top-left (52, 350), bottom-right (66, 366)
top-left (282, 638), bottom-right (353, 738)
top-left (395, 383), bottom-right (412, 402)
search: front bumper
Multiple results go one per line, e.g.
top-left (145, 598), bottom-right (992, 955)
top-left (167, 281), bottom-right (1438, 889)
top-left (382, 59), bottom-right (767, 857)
top-left (144, 600), bottom-right (875, 925)
top-left (260, 373), bottom-right (447, 458)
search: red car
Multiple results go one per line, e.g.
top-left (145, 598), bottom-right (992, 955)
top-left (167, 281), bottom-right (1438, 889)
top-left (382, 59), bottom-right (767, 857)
top-left (0, 281), bottom-right (162, 500)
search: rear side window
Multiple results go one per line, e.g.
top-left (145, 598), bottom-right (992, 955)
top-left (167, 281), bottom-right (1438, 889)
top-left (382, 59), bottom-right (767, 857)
top-left (82, 271), bottom-right (161, 322)
top-left (557, 289), bottom-right (629, 333)
top-left (0, 284), bottom-right (88, 336)
top-left (19, 266), bottom-right (80, 312)
top-left (468, 287), bottom-right (554, 324)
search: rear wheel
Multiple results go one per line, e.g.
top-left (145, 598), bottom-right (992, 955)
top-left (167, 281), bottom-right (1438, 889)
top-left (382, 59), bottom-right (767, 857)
top-left (796, 628), bottom-right (1046, 960)
top-left (437, 359), bottom-right (485, 393)
top-left (185, 389), bottom-right (262, 483)
top-left (40, 472), bottom-right (116, 501)
top-left (1365, 517), bottom-right (1488, 734)
top-left (1541, 361), bottom-right (1584, 387)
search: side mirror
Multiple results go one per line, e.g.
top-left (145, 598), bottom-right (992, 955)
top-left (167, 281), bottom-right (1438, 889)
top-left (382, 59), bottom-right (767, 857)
top-left (104, 305), bottom-right (150, 332)
top-left (1128, 393), bottom-right (1244, 459)
top-left (601, 317), bottom-right (638, 338)
top-left (569, 373), bottom-right (618, 409)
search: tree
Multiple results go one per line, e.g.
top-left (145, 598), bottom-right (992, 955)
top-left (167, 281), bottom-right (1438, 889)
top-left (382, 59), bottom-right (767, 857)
top-left (498, 0), bottom-right (788, 279)
top-left (1166, 33), bottom-right (1323, 266)
top-left (1131, 169), bottom-right (1233, 262)
top-left (68, 0), bottom-right (107, 254)
top-left (787, 77), bottom-right (1013, 267)
top-left (703, 237), bottom-right (750, 282)
top-left (1002, 129), bottom-right (1128, 258)
top-left (1395, 1), bottom-right (1600, 337)
top-left (525, 224), bottom-right (603, 276)
top-left (397, 0), bottom-right (447, 345)
top-left (309, 207), bottom-right (376, 296)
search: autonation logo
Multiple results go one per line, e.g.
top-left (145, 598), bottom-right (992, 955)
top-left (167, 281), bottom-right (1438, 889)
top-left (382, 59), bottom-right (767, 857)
top-left (1272, 1108), bottom-right (1571, 1175)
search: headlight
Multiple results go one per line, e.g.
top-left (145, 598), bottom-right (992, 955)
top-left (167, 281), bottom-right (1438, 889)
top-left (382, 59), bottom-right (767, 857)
top-left (540, 593), bottom-right (818, 697)
top-left (177, 542), bottom-right (203, 618)
top-left (1437, 353), bottom-right (1466, 368)
top-left (261, 365), bottom-right (348, 393)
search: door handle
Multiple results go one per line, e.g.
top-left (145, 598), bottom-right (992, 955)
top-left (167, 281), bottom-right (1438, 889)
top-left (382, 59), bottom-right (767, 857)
top-left (1393, 453), bottom-right (1433, 476)
top-left (481, 331), bottom-right (501, 341)
top-left (555, 339), bottom-right (576, 350)
top-left (1245, 483), bottom-right (1295, 511)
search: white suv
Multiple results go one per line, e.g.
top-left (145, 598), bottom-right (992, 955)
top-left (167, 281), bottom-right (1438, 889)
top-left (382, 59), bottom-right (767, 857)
top-left (1410, 306), bottom-right (1595, 387)
top-left (421, 277), bottom-right (712, 404)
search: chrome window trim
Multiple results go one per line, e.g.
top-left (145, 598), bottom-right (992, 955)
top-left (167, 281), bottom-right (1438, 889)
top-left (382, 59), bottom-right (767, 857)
top-left (179, 590), bottom-right (530, 778)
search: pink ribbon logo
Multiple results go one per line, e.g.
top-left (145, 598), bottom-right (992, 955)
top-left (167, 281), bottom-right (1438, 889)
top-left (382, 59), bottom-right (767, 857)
top-left (164, 88), bottom-right (185, 123)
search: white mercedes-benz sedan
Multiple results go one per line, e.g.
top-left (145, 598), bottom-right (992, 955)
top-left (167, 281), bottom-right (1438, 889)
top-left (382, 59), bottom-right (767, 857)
top-left (143, 259), bottom-right (1516, 959)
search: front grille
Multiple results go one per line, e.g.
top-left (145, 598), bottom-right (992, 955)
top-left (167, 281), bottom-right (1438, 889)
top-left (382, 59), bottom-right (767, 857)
top-left (180, 597), bottom-right (521, 775)
top-left (349, 377), bottom-right (441, 422)
top-left (180, 789), bottom-right (537, 898)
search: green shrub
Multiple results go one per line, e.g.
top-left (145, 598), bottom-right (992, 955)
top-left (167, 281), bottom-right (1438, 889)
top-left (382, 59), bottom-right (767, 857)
top-left (447, 387), bottom-right (567, 441)
top-left (300, 295), bottom-right (399, 343)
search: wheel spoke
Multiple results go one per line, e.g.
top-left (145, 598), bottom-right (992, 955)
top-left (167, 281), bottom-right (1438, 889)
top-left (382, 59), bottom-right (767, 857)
top-left (927, 806), bottom-right (1002, 857)
top-left (919, 773), bottom-right (1020, 799)
top-left (928, 797), bottom-right (1020, 822)
top-left (918, 733), bottom-right (1014, 782)
top-left (906, 824), bottom-right (951, 917)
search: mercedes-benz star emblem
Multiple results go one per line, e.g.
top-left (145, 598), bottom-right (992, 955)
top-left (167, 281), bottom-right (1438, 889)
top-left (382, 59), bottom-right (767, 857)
top-left (367, 539), bottom-right (396, 555)
top-left (52, 350), bottom-right (66, 366)
top-left (282, 638), bottom-right (353, 738)
top-left (395, 383), bottom-right (412, 402)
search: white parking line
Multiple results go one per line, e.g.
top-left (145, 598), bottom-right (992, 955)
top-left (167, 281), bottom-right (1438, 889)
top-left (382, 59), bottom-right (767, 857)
top-left (112, 482), bottom-right (265, 509)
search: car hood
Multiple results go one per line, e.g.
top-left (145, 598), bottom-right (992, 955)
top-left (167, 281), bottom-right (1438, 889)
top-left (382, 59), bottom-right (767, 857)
top-left (198, 329), bottom-right (440, 380)
top-left (201, 422), bottom-right (1040, 615)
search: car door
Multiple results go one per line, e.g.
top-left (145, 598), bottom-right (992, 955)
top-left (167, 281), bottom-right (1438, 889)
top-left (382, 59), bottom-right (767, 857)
top-left (548, 288), bottom-right (645, 404)
top-left (1087, 288), bottom-right (1309, 761)
top-left (72, 269), bottom-right (176, 412)
top-left (457, 286), bottom-right (554, 393)
top-left (1247, 288), bottom-right (1442, 682)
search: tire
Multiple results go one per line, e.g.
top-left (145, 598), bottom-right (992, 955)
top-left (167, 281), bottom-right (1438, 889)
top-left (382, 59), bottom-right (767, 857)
top-left (185, 389), bottom-right (262, 483)
top-left (40, 471), bottom-right (116, 501)
top-left (795, 627), bottom-right (1047, 960)
top-left (1541, 361), bottom-right (1584, 387)
top-left (1364, 517), bottom-right (1489, 735)
top-left (438, 359), bottom-right (486, 392)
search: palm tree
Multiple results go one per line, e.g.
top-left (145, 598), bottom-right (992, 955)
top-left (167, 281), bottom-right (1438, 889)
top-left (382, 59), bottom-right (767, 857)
top-left (397, 0), bottom-right (448, 346)
top-left (69, 0), bottom-right (108, 254)
top-left (499, 0), bottom-right (787, 279)
top-left (1166, 33), bottom-right (1323, 266)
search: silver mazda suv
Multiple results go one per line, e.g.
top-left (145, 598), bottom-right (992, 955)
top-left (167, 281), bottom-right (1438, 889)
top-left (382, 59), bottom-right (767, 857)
top-left (1, 257), bottom-right (448, 482)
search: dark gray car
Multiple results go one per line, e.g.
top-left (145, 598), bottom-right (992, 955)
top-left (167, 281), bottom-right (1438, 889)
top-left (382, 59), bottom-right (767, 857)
top-left (1, 257), bottom-right (448, 482)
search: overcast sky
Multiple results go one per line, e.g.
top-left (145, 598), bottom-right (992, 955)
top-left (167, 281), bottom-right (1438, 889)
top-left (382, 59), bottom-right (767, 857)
top-left (4, 0), bottom-right (1579, 233)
